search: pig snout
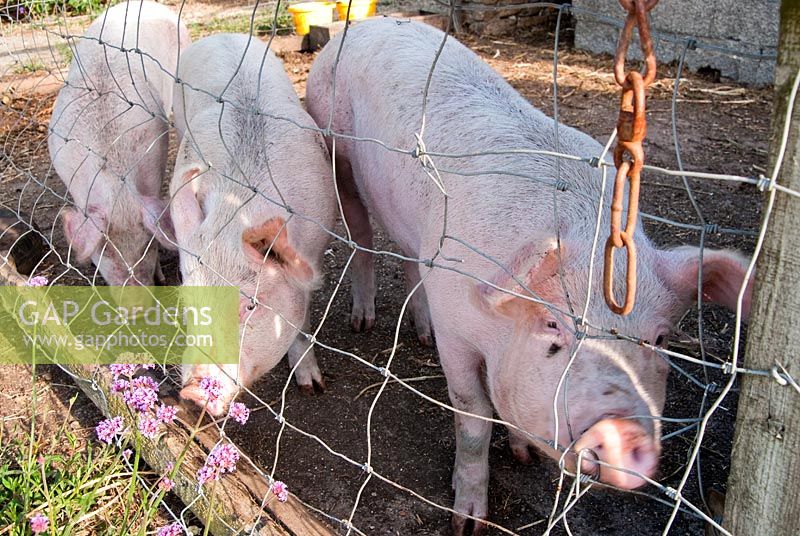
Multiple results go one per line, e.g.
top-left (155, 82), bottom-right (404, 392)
top-left (180, 365), bottom-right (240, 417)
top-left (571, 418), bottom-right (659, 489)
top-left (180, 382), bottom-right (229, 417)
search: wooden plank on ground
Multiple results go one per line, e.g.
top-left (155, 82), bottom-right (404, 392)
top-left (66, 364), bottom-right (338, 536)
top-left (266, 34), bottom-right (309, 53)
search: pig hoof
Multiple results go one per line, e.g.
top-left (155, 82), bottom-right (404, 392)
top-left (350, 312), bottom-right (375, 332)
top-left (314, 376), bottom-right (326, 393)
top-left (451, 512), bottom-right (487, 536)
top-left (350, 296), bottom-right (376, 332)
top-left (511, 443), bottom-right (536, 465)
top-left (297, 377), bottom-right (326, 396)
top-left (298, 378), bottom-right (326, 396)
top-left (410, 313), bottom-right (434, 347)
top-left (418, 332), bottom-right (435, 348)
top-left (509, 431), bottom-right (538, 465)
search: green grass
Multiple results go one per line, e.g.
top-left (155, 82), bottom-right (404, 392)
top-left (54, 41), bottom-right (73, 66)
top-left (188, 7), bottom-right (294, 40)
top-left (0, 439), bottom-right (129, 534)
top-left (3, 0), bottom-right (105, 19)
top-left (0, 389), bottom-right (171, 535)
top-left (13, 59), bottom-right (46, 74)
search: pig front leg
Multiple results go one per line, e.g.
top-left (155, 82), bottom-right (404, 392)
top-left (337, 160), bottom-right (375, 332)
top-left (441, 343), bottom-right (492, 536)
top-left (287, 311), bottom-right (326, 395)
top-left (403, 260), bottom-right (434, 347)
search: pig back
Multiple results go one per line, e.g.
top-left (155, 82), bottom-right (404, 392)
top-left (82, 1), bottom-right (187, 108)
top-left (49, 1), bottom-right (186, 201)
top-left (174, 33), bottom-right (335, 264)
top-left (309, 19), bottom-right (625, 267)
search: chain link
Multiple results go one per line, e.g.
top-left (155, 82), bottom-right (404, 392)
top-left (604, 0), bottom-right (659, 315)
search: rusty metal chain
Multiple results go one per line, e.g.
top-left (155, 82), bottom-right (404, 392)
top-left (603, 0), bottom-right (659, 316)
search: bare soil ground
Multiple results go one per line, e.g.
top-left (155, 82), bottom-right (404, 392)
top-left (0, 9), bottom-right (771, 536)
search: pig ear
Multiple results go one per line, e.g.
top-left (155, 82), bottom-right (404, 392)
top-left (170, 167), bottom-right (204, 240)
top-left (62, 206), bottom-right (106, 262)
top-left (656, 246), bottom-right (753, 319)
top-left (140, 196), bottom-right (177, 250)
top-left (242, 217), bottom-right (317, 287)
top-left (473, 238), bottom-right (565, 320)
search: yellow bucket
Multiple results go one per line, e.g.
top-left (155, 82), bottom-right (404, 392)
top-left (288, 2), bottom-right (335, 35)
top-left (335, 0), bottom-right (377, 21)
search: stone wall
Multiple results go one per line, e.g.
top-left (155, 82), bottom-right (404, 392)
top-left (572, 0), bottom-right (778, 86)
top-left (458, 0), bottom-right (569, 37)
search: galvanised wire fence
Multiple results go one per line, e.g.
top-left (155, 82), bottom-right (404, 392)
top-left (0, 0), bottom-right (797, 534)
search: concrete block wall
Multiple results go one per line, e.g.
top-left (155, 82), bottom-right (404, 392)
top-left (459, 0), bottom-right (569, 37)
top-left (572, 0), bottom-right (779, 86)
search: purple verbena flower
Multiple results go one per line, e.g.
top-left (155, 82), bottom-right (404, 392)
top-left (211, 443), bottom-right (239, 473)
top-left (228, 402), bottom-right (250, 425)
top-left (196, 465), bottom-right (215, 486)
top-left (26, 276), bottom-right (48, 287)
top-left (130, 375), bottom-right (159, 391)
top-left (96, 416), bottom-right (124, 444)
top-left (109, 363), bottom-right (139, 379)
top-left (196, 443), bottom-right (239, 486)
top-left (199, 376), bottom-right (221, 403)
top-left (138, 416), bottom-right (160, 439)
top-left (157, 404), bottom-right (178, 424)
top-left (122, 448), bottom-right (133, 461)
top-left (122, 376), bottom-right (159, 413)
top-left (111, 379), bottom-right (129, 393)
top-left (156, 522), bottom-right (184, 536)
top-left (29, 513), bottom-right (49, 533)
top-left (270, 480), bottom-right (289, 502)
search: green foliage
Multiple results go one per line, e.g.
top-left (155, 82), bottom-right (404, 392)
top-left (55, 41), bottom-right (73, 66)
top-left (0, 433), bottom-right (130, 534)
top-left (2, 0), bottom-right (105, 20)
top-left (0, 392), bottom-right (163, 536)
top-left (60, 0), bottom-right (104, 15)
top-left (188, 5), bottom-right (294, 39)
top-left (13, 59), bottom-right (46, 73)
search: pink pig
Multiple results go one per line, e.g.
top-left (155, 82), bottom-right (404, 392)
top-left (306, 19), bottom-right (753, 534)
top-left (48, 1), bottom-right (190, 285)
top-left (170, 34), bottom-right (336, 415)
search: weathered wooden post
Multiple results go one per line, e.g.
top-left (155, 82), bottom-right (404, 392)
top-left (724, 2), bottom-right (800, 534)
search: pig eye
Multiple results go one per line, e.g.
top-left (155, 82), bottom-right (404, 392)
top-left (546, 321), bottom-right (557, 330)
top-left (655, 334), bottom-right (666, 347)
top-left (246, 301), bottom-right (257, 311)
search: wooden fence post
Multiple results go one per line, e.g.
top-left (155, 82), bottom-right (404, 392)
top-left (724, 2), bottom-right (800, 534)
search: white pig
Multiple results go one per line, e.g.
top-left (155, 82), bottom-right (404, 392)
top-left (48, 1), bottom-right (189, 285)
top-left (306, 19), bottom-right (753, 534)
top-left (170, 34), bottom-right (336, 415)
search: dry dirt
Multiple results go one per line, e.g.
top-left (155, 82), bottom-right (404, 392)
top-left (0, 11), bottom-right (772, 536)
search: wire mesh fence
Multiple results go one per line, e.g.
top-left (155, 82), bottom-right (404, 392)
top-left (0, 0), bottom-right (798, 534)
